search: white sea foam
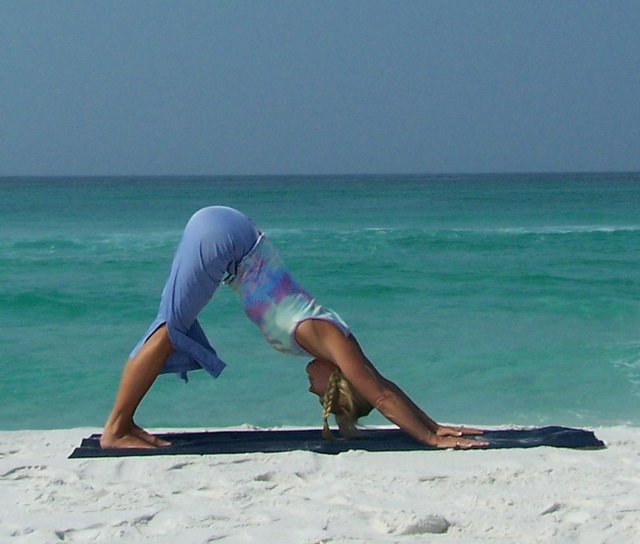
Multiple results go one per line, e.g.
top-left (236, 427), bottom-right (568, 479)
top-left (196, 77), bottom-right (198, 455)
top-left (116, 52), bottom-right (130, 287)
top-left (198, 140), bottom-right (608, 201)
top-left (488, 225), bottom-right (640, 235)
top-left (274, 224), bottom-right (640, 236)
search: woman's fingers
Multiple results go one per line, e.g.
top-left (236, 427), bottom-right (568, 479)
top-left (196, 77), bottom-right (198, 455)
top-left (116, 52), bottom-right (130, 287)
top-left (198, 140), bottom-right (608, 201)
top-left (459, 426), bottom-right (484, 435)
top-left (435, 436), bottom-right (488, 449)
top-left (436, 425), bottom-right (484, 437)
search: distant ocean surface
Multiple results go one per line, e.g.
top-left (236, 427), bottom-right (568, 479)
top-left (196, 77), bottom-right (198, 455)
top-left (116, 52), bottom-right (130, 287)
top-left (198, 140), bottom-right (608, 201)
top-left (1, 174), bottom-right (639, 431)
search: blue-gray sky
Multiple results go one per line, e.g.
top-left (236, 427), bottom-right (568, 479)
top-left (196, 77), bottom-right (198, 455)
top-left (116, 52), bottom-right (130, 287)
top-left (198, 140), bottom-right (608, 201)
top-left (1, 1), bottom-right (638, 175)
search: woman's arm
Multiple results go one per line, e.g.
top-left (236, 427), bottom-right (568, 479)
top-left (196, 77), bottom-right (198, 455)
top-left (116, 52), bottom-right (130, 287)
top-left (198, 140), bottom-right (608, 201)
top-left (295, 320), bottom-right (484, 448)
top-left (379, 377), bottom-right (483, 438)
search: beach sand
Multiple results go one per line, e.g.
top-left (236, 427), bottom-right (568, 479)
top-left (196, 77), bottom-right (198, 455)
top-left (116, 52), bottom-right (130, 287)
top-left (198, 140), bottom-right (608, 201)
top-left (1, 426), bottom-right (638, 543)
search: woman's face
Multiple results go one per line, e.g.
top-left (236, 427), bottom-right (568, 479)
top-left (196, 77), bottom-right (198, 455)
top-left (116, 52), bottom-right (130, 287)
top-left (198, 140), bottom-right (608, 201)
top-left (305, 359), bottom-right (336, 397)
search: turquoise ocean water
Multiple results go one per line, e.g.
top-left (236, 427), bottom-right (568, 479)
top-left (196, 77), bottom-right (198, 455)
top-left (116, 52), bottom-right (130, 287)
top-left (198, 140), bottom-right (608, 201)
top-left (1, 174), bottom-right (639, 431)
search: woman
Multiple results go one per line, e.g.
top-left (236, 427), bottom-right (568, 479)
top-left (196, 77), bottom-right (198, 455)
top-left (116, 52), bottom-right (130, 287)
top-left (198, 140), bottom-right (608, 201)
top-left (101, 206), bottom-right (485, 449)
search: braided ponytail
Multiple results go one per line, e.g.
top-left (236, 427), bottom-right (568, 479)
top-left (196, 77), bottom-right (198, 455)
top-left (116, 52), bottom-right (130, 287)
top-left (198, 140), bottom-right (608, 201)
top-left (321, 369), bottom-right (373, 440)
top-left (321, 370), bottom-right (342, 440)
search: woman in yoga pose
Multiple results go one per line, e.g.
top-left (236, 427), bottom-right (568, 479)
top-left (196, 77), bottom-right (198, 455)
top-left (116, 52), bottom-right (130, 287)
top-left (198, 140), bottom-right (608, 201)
top-left (101, 206), bottom-right (485, 449)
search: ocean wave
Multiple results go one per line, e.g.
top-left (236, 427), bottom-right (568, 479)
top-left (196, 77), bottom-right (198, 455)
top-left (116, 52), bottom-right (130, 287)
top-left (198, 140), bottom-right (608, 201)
top-left (1, 231), bottom-right (182, 261)
top-left (2, 224), bottom-right (639, 267)
top-left (478, 225), bottom-right (640, 235)
top-left (268, 224), bottom-right (640, 237)
top-left (5, 223), bottom-right (637, 242)
top-left (611, 341), bottom-right (640, 382)
top-left (0, 285), bottom-right (153, 321)
top-left (0, 289), bottom-right (92, 318)
top-left (360, 225), bottom-right (640, 237)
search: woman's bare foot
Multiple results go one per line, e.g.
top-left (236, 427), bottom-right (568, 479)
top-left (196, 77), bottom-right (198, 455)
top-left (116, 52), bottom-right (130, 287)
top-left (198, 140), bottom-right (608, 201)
top-left (99, 429), bottom-right (156, 449)
top-left (100, 422), bottom-right (171, 449)
top-left (132, 424), bottom-right (171, 447)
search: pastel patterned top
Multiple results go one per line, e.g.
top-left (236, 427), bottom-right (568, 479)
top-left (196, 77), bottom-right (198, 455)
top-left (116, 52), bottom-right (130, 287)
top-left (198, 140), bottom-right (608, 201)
top-left (226, 234), bottom-right (350, 355)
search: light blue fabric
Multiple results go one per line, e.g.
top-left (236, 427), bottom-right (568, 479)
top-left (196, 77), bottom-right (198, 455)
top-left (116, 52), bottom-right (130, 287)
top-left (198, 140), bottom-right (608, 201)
top-left (130, 206), bottom-right (259, 380)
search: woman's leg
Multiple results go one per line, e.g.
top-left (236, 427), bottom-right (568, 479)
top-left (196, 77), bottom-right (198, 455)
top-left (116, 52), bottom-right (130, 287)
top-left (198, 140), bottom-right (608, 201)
top-left (101, 207), bottom-right (258, 448)
top-left (100, 325), bottom-right (174, 448)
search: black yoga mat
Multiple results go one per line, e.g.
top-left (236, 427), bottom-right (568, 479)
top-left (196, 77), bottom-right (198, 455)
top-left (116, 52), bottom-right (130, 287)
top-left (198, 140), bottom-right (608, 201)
top-left (69, 426), bottom-right (605, 458)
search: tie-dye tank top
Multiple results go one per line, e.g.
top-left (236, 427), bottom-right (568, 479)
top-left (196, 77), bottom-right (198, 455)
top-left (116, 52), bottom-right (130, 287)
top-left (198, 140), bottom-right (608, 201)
top-left (225, 234), bottom-right (350, 356)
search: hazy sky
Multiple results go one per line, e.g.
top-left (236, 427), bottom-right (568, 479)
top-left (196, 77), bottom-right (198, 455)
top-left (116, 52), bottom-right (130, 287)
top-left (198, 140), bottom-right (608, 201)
top-left (1, 1), bottom-right (638, 176)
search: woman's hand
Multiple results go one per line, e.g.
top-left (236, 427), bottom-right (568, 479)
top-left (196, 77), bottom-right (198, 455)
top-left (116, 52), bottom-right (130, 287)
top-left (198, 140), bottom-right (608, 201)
top-left (431, 435), bottom-right (488, 449)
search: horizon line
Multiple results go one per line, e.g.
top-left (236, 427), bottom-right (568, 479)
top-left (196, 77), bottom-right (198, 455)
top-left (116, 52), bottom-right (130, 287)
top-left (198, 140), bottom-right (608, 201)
top-left (1, 170), bottom-right (639, 180)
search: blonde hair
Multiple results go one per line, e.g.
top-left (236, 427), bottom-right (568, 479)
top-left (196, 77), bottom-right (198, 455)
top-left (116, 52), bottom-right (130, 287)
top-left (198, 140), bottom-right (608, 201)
top-left (321, 369), bottom-right (373, 440)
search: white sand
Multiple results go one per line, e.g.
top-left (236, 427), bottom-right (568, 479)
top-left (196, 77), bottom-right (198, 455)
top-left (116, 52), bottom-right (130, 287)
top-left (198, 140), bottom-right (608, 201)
top-left (1, 426), bottom-right (638, 543)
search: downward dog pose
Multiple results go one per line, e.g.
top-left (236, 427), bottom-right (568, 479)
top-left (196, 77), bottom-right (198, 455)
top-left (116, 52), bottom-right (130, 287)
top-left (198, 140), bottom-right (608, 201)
top-left (101, 206), bottom-right (485, 449)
